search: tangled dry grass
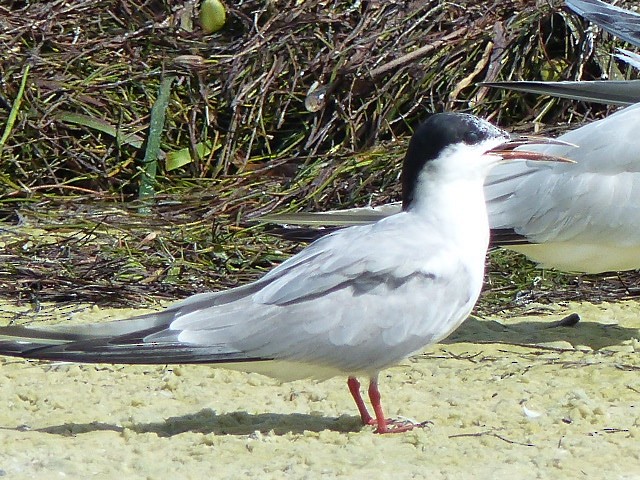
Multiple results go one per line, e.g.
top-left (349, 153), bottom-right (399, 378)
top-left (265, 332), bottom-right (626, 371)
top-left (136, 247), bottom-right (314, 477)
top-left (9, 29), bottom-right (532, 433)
top-left (0, 0), bottom-right (638, 310)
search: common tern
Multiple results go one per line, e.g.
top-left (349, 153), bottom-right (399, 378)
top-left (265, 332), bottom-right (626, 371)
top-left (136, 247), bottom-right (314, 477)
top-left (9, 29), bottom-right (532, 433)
top-left (0, 113), bottom-right (569, 434)
top-left (265, 101), bottom-right (640, 274)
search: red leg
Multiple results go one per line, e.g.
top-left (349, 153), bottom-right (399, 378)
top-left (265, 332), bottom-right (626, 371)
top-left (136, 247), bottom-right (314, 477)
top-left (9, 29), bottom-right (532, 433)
top-left (368, 378), bottom-right (419, 434)
top-left (347, 376), bottom-right (374, 425)
top-left (367, 378), bottom-right (390, 433)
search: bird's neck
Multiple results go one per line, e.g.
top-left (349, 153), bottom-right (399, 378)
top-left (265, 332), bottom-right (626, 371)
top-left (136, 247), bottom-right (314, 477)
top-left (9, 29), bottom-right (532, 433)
top-left (407, 177), bottom-right (491, 254)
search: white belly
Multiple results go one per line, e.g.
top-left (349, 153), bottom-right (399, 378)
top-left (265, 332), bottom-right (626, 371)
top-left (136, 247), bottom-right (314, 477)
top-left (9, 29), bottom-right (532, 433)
top-left (508, 243), bottom-right (640, 274)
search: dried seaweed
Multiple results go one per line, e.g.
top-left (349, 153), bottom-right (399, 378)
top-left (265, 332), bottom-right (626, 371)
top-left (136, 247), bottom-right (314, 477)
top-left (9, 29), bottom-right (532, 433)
top-left (0, 0), bottom-right (639, 309)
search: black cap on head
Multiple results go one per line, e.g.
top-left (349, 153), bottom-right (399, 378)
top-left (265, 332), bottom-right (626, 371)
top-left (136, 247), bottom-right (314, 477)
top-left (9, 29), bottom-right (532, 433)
top-left (401, 113), bottom-right (507, 210)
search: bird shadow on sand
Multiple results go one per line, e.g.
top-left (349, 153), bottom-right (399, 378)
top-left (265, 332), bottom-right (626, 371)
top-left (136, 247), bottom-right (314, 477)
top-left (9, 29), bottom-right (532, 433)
top-left (445, 315), bottom-right (638, 350)
top-left (7, 315), bottom-right (637, 439)
top-left (17, 410), bottom-right (365, 437)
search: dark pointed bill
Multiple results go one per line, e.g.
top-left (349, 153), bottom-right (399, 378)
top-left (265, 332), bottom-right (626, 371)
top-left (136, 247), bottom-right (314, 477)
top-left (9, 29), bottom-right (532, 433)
top-left (490, 137), bottom-right (577, 163)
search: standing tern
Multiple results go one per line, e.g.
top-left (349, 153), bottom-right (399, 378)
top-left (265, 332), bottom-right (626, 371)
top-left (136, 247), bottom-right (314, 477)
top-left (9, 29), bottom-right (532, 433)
top-left (264, 102), bottom-right (640, 274)
top-left (0, 113), bottom-right (569, 434)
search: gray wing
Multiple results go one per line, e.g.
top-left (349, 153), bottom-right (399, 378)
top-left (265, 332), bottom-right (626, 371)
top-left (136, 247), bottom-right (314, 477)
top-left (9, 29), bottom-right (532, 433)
top-left (485, 102), bottom-right (640, 245)
top-left (0, 215), bottom-right (476, 376)
top-left (481, 80), bottom-right (640, 106)
top-left (260, 203), bottom-right (401, 243)
top-left (170, 216), bottom-right (478, 374)
top-left (259, 203), bottom-right (401, 226)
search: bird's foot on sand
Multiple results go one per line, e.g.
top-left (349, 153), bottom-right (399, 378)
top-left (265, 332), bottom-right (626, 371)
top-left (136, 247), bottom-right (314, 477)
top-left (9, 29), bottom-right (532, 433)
top-left (372, 418), bottom-right (432, 434)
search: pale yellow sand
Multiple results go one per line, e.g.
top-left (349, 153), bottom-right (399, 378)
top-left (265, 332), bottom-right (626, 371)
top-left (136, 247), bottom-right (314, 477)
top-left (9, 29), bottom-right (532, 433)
top-left (0, 300), bottom-right (638, 479)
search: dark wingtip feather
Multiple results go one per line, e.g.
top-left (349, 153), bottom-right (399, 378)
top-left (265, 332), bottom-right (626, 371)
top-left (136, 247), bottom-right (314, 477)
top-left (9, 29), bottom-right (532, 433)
top-left (266, 225), bottom-right (341, 243)
top-left (490, 228), bottom-right (531, 246)
top-left (0, 319), bottom-right (273, 365)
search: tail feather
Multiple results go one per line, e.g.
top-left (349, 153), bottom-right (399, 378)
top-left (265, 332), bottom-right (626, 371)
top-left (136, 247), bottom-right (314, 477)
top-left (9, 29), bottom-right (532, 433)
top-left (259, 204), bottom-right (398, 227)
top-left (266, 225), bottom-right (341, 243)
top-left (490, 228), bottom-right (530, 246)
top-left (2, 339), bottom-right (268, 364)
top-left (0, 310), bottom-right (270, 365)
top-left (267, 225), bottom-right (533, 247)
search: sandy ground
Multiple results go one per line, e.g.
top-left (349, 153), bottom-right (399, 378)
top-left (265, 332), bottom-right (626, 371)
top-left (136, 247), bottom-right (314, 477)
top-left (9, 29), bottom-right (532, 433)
top-left (0, 300), bottom-right (638, 480)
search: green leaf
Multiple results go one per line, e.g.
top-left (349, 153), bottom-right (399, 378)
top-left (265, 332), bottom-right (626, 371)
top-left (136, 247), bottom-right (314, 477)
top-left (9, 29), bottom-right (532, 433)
top-left (138, 76), bottom-right (175, 206)
top-left (0, 64), bottom-right (30, 154)
top-left (56, 112), bottom-right (151, 151)
top-left (165, 141), bottom-right (216, 171)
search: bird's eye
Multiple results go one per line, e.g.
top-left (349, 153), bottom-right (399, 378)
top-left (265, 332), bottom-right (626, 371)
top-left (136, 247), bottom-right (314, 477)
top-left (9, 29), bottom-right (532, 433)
top-left (463, 131), bottom-right (480, 144)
